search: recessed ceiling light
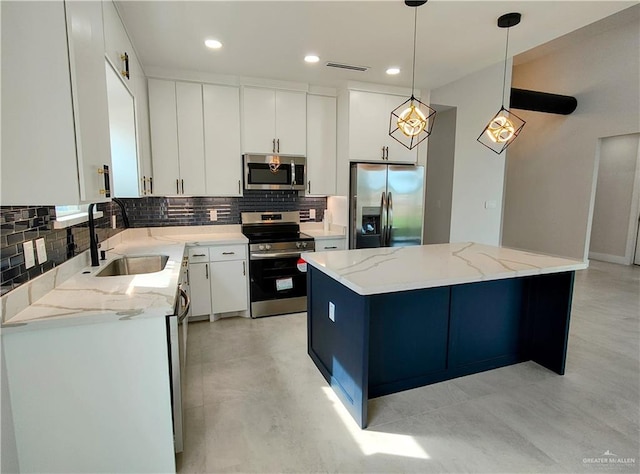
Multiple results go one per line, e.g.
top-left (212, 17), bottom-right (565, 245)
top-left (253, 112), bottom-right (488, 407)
top-left (386, 67), bottom-right (401, 75)
top-left (204, 39), bottom-right (222, 49)
top-left (304, 55), bottom-right (320, 63)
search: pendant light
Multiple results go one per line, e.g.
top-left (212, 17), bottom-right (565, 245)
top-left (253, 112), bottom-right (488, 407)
top-left (389, 0), bottom-right (436, 150)
top-left (477, 12), bottom-right (526, 154)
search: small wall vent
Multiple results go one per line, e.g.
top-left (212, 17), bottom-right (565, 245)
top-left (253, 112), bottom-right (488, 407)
top-left (325, 62), bottom-right (369, 72)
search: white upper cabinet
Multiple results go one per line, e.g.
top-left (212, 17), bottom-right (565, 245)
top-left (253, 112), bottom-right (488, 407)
top-left (242, 87), bottom-right (306, 155)
top-left (101, 0), bottom-right (131, 85)
top-left (203, 84), bottom-right (243, 196)
top-left (306, 95), bottom-right (337, 195)
top-left (149, 79), bottom-right (180, 195)
top-left (66, 0), bottom-right (113, 203)
top-left (148, 79), bottom-right (206, 195)
top-left (131, 54), bottom-right (153, 195)
top-left (275, 90), bottom-right (307, 155)
top-left (1, 0), bottom-right (112, 206)
top-left (102, 0), bottom-right (153, 196)
top-left (176, 82), bottom-right (206, 195)
top-left (348, 90), bottom-right (417, 163)
top-left (1, 1), bottom-right (79, 205)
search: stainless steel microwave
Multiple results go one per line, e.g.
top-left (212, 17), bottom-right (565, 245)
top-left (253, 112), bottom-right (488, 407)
top-left (243, 154), bottom-right (306, 192)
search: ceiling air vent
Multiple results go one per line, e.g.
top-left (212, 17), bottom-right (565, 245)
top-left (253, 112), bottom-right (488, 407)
top-left (325, 62), bottom-right (369, 72)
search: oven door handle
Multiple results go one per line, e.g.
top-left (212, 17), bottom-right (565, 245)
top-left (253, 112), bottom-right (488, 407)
top-left (250, 251), bottom-right (304, 260)
top-left (178, 286), bottom-right (190, 323)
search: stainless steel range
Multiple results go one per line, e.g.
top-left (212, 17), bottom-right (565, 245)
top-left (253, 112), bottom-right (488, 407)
top-left (241, 211), bottom-right (315, 318)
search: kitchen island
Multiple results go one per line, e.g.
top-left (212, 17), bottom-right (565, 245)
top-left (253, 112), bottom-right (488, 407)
top-left (303, 242), bottom-right (587, 428)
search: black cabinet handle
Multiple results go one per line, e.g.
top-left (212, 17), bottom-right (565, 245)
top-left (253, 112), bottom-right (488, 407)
top-left (222, 251), bottom-right (235, 255)
top-left (205, 263), bottom-right (208, 279)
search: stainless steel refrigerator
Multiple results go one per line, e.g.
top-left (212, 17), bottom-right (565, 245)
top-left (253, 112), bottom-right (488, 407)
top-left (349, 163), bottom-right (424, 249)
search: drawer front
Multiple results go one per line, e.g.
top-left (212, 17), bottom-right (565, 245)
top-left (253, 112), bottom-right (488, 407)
top-left (188, 247), bottom-right (210, 263)
top-left (316, 238), bottom-right (346, 251)
top-left (209, 244), bottom-right (247, 261)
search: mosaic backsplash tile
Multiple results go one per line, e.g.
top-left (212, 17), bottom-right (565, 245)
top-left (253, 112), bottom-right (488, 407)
top-left (0, 203), bottom-right (124, 296)
top-left (0, 191), bottom-right (326, 295)
top-left (118, 190), bottom-right (327, 227)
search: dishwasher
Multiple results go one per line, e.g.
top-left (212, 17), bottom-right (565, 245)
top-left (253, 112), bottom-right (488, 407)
top-left (167, 282), bottom-right (190, 454)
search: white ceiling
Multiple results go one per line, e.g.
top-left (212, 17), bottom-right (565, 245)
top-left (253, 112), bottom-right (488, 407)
top-left (116, 0), bottom-right (638, 91)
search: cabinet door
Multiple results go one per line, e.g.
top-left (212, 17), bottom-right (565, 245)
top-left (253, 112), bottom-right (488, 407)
top-left (348, 90), bottom-right (389, 161)
top-left (176, 82), bottom-right (206, 195)
top-left (131, 56), bottom-right (153, 195)
top-left (211, 260), bottom-right (248, 314)
top-left (307, 95), bottom-right (336, 195)
top-left (348, 90), bottom-right (418, 163)
top-left (66, 0), bottom-right (113, 202)
top-left (148, 79), bottom-right (180, 195)
top-left (275, 90), bottom-right (307, 155)
top-left (105, 62), bottom-right (139, 198)
top-left (101, 0), bottom-right (131, 86)
top-left (242, 87), bottom-right (276, 154)
top-left (385, 94), bottom-right (418, 163)
top-left (189, 263), bottom-right (212, 317)
top-left (203, 84), bottom-right (242, 196)
top-left (1, 0), bottom-right (79, 205)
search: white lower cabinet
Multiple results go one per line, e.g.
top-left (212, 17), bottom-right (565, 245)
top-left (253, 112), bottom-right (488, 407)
top-left (211, 260), bottom-right (248, 314)
top-left (187, 244), bottom-right (249, 321)
top-left (189, 263), bottom-right (212, 317)
top-left (315, 237), bottom-right (347, 251)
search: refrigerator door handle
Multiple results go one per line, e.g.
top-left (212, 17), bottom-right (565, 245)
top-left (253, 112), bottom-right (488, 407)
top-left (387, 192), bottom-right (393, 246)
top-left (380, 191), bottom-right (387, 247)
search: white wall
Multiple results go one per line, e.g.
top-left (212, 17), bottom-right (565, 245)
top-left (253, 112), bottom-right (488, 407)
top-left (589, 134), bottom-right (640, 264)
top-left (424, 107), bottom-right (456, 244)
top-left (502, 9), bottom-right (640, 260)
top-left (1, 339), bottom-right (20, 474)
top-left (327, 195), bottom-right (348, 229)
top-left (430, 61), bottom-right (512, 245)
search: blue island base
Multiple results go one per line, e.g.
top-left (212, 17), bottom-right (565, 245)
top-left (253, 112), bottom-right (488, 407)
top-left (307, 267), bottom-right (575, 428)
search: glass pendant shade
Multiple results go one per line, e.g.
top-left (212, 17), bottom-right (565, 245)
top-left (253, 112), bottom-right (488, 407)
top-left (390, 95), bottom-right (436, 150)
top-left (477, 106), bottom-right (525, 154)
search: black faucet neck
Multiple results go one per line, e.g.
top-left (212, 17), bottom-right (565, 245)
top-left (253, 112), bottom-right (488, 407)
top-left (88, 203), bottom-right (100, 267)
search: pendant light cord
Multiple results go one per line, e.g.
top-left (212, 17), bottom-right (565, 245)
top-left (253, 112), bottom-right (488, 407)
top-left (410, 7), bottom-right (418, 97)
top-left (501, 26), bottom-right (510, 108)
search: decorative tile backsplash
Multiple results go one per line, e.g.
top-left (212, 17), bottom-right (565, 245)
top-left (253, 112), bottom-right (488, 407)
top-left (0, 203), bottom-right (124, 296)
top-left (119, 190), bottom-right (327, 227)
top-left (0, 191), bottom-right (327, 295)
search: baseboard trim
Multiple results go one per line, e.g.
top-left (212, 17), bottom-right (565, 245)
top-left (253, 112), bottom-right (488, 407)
top-left (588, 252), bottom-right (629, 265)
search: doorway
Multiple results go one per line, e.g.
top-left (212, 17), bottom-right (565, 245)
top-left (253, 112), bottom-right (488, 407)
top-left (589, 133), bottom-right (640, 265)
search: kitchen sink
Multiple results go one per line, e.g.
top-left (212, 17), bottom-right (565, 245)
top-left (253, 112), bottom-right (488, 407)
top-left (96, 255), bottom-right (170, 277)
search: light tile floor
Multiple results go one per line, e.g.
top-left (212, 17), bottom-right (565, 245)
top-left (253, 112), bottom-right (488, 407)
top-left (177, 260), bottom-right (639, 473)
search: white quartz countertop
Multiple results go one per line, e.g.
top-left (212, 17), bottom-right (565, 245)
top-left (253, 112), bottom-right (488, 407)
top-left (303, 229), bottom-right (347, 240)
top-left (2, 229), bottom-right (248, 330)
top-left (302, 242), bottom-right (588, 296)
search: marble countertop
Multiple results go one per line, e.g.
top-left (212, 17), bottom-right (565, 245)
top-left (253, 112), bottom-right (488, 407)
top-left (1, 228), bottom-right (248, 330)
top-left (302, 229), bottom-right (347, 240)
top-left (302, 242), bottom-right (588, 296)
top-left (300, 223), bottom-right (347, 240)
